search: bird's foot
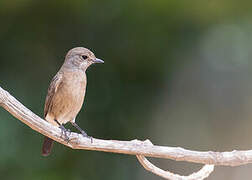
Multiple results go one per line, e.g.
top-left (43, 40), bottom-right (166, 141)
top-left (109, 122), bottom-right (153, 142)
top-left (59, 125), bottom-right (71, 142)
top-left (80, 130), bottom-right (93, 143)
top-left (71, 122), bottom-right (93, 143)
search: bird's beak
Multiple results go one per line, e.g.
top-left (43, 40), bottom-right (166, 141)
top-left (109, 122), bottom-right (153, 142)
top-left (93, 58), bottom-right (104, 64)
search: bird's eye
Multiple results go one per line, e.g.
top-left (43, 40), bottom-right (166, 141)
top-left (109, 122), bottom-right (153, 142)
top-left (82, 55), bottom-right (88, 60)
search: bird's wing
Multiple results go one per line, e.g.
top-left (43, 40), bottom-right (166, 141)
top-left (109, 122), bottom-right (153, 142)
top-left (44, 72), bottom-right (63, 118)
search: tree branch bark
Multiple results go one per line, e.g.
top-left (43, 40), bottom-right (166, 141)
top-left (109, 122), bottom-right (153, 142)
top-left (0, 85), bottom-right (251, 179)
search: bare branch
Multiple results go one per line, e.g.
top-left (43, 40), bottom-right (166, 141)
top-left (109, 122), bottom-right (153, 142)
top-left (1, 85), bottom-right (252, 179)
top-left (136, 155), bottom-right (214, 180)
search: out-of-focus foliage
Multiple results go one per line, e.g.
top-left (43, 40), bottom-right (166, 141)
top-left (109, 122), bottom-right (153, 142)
top-left (1, 0), bottom-right (252, 179)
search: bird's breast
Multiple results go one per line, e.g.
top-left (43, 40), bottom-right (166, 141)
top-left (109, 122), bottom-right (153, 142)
top-left (50, 70), bottom-right (87, 124)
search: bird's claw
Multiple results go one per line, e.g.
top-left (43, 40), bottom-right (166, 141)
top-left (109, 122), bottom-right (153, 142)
top-left (80, 130), bottom-right (93, 143)
top-left (59, 126), bottom-right (71, 142)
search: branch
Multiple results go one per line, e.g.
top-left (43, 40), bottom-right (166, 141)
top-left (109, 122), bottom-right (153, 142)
top-left (136, 155), bottom-right (214, 180)
top-left (0, 85), bottom-right (251, 179)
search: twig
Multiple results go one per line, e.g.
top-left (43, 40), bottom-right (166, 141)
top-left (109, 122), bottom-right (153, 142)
top-left (0, 85), bottom-right (251, 179)
top-left (136, 155), bottom-right (214, 180)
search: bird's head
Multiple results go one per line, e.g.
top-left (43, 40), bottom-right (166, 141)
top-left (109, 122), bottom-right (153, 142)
top-left (64, 47), bottom-right (104, 71)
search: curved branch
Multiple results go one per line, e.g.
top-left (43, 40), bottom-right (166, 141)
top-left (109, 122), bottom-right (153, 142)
top-left (1, 85), bottom-right (252, 179)
top-left (136, 155), bottom-right (214, 180)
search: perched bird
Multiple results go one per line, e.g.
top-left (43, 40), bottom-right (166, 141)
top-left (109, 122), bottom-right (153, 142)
top-left (42, 47), bottom-right (104, 156)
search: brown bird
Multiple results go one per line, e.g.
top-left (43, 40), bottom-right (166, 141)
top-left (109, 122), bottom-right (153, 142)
top-left (42, 47), bottom-right (104, 156)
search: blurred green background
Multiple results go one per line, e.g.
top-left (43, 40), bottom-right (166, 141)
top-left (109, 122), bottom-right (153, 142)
top-left (1, 0), bottom-right (252, 179)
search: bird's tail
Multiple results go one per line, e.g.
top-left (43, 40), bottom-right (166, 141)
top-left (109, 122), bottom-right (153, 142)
top-left (42, 136), bottom-right (54, 156)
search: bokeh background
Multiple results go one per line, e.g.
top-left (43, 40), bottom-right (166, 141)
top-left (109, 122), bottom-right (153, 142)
top-left (0, 0), bottom-right (252, 179)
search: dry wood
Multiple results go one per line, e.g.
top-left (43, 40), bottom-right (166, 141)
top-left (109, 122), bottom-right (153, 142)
top-left (136, 155), bottom-right (214, 180)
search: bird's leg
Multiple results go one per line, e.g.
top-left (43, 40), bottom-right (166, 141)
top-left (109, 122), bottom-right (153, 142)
top-left (71, 122), bottom-right (93, 142)
top-left (54, 119), bottom-right (70, 142)
top-left (71, 122), bottom-right (88, 137)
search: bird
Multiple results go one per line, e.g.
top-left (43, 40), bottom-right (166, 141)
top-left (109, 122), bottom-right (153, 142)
top-left (41, 47), bottom-right (104, 156)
